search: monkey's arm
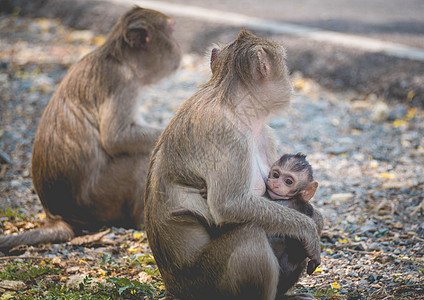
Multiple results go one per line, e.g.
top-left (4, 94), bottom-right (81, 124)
top-left (203, 142), bottom-right (320, 272)
top-left (310, 204), bottom-right (324, 235)
top-left (98, 92), bottom-right (162, 156)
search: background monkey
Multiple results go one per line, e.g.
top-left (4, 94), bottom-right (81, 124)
top-left (0, 6), bottom-right (181, 249)
top-left (145, 30), bottom-right (321, 300)
top-left (267, 153), bottom-right (324, 296)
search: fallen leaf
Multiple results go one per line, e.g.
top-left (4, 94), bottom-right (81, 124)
top-left (133, 232), bottom-right (143, 239)
top-left (406, 107), bottom-right (417, 120)
top-left (393, 119), bottom-right (407, 128)
top-left (380, 173), bottom-right (395, 179)
top-left (407, 91), bottom-right (415, 101)
top-left (332, 282), bottom-right (341, 289)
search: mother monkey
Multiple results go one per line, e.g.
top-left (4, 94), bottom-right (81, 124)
top-left (145, 30), bottom-right (321, 300)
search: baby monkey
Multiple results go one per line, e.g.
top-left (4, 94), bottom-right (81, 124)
top-left (267, 153), bottom-right (324, 293)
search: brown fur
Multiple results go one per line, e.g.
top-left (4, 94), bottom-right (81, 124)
top-left (0, 6), bottom-right (181, 250)
top-left (144, 30), bottom-right (320, 300)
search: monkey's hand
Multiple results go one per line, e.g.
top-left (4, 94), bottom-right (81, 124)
top-left (300, 222), bottom-right (321, 275)
top-left (199, 187), bottom-right (207, 199)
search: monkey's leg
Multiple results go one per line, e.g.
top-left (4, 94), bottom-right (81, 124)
top-left (84, 154), bottom-right (148, 229)
top-left (165, 224), bottom-right (280, 300)
top-left (271, 238), bottom-right (315, 300)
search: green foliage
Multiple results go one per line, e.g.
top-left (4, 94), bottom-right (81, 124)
top-left (0, 260), bottom-right (62, 281)
top-left (0, 207), bottom-right (27, 222)
top-left (1, 258), bottom-right (164, 299)
top-left (311, 286), bottom-right (341, 298)
top-left (108, 276), bottom-right (165, 299)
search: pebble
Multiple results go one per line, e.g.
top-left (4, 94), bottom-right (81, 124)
top-left (367, 242), bottom-right (381, 251)
top-left (370, 102), bottom-right (389, 122)
top-left (0, 150), bottom-right (10, 164)
top-left (0, 280), bottom-right (26, 291)
top-left (330, 193), bottom-right (354, 203)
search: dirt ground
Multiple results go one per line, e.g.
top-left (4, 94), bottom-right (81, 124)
top-left (0, 12), bottom-right (423, 299)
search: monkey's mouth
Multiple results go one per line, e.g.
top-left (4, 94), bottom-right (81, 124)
top-left (267, 189), bottom-right (286, 200)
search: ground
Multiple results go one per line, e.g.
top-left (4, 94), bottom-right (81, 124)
top-left (0, 13), bottom-right (423, 299)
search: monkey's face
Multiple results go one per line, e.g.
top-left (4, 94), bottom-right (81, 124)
top-left (267, 165), bottom-right (299, 201)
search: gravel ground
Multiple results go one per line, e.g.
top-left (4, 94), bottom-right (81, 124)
top-left (0, 14), bottom-right (423, 299)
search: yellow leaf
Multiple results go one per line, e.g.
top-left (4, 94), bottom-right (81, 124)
top-left (92, 35), bottom-right (106, 46)
top-left (332, 282), bottom-right (341, 289)
top-left (133, 232), bottom-right (143, 239)
top-left (38, 213), bottom-right (46, 219)
top-left (40, 260), bottom-right (46, 264)
top-left (314, 267), bottom-right (322, 273)
top-left (79, 259), bottom-right (87, 264)
top-left (128, 247), bottom-right (140, 253)
top-left (99, 270), bottom-right (106, 275)
top-left (293, 79), bottom-right (306, 90)
top-left (1, 291), bottom-right (15, 300)
top-left (393, 119), bottom-right (407, 128)
top-left (351, 129), bottom-right (361, 135)
top-left (406, 107), bottom-right (417, 120)
top-left (325, 249), bottom-right (333, 254)
top-left (407, 91), bottom-right (415, 101)
top-left (338, 238), bottom-right (347, 243)
top-left (380, 173), bottom-right (395, 179)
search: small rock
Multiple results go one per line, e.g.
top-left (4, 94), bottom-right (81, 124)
top-left (387, 106), bottom-right (407, 121)
top-left (354, 244), bottom-right (365, 251)
top-left (0, 280), bottom-right (26, 291)
top-left (325, 147), bottom-right (349, 155)
top-left (382, 182), bottom-right (405, 189)
top-left (330, 193), bottom-right (354, 203)
top-left (367, 274), bottom-right (376, 283)
top-left (0, 150), bottom-right (10, 164)
top-left (367, 242), bottom-right (381, 251)
top-left (66, 275), bottom-right (86, 290)
top-left (66, 266), bottom-right (80, 274)
top-left (67, 30), bottom-right (94, 43)
top-left (374, 254), bottom-right (395, 264)
top-left (370, 101), bottom-right (389, 122)
top-left (10, 180), bottom-right (21, 187)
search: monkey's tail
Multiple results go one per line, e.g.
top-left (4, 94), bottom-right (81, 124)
top-left (0, 220), bottom-right (74, 249)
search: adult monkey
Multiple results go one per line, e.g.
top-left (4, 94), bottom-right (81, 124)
top-left (0, 6), bottom-right (181, 249)
top-left (145, 30), bottom-right (321, 300)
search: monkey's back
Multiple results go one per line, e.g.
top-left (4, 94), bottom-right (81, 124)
top-left (31, 53), bottom-right (117, 225)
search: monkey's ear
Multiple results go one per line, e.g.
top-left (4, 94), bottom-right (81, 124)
top-left (210, 48), bottom-right (219, 67)
top-left (126, 25), bottom-right (152, 49)
top-left (256, 48), bottom-right (271, 78)
top-left (302, 181), bottom-right (318, 201)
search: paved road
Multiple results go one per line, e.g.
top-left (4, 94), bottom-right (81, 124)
top-left (166, 0), bottom-right (424, 49)
top-left (1, 0), bottom-right (423, 105)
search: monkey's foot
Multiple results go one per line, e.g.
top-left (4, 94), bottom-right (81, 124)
top-left (282, 293), bottom-right (316, 299)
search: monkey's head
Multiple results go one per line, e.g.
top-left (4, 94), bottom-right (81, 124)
top-left (208, 30), bottom-right (292, 111)
top-left (105, 6), bottom-right (181, 80)
top-left (267, 153), bottom-right (318, 202)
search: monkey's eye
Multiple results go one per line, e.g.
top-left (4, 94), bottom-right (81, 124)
top-left (272, 172), bottom-right (279, 179)
top-left (285, 178), bottom-right (293, 185)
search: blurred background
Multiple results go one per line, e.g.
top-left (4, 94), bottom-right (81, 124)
top-left (2, 0), bottom-right (424, 105)
top-left (0, 0), bottom-right (423, 298)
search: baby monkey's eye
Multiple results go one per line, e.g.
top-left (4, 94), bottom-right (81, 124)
top-left (285, 178), bottom-right (293, 185)
top-left (272, 172), bottom-right (279, 179)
